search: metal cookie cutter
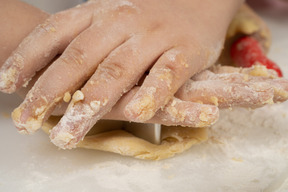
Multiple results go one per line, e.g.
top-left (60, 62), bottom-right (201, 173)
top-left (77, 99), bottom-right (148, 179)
top-left (124, 122), bottom-right (161, 145)
top-left (90, 121), bottom-right (162, 145)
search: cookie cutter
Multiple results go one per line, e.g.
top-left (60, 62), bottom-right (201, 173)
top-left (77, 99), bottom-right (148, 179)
top-left (91, 121), bottom-right (162, 145)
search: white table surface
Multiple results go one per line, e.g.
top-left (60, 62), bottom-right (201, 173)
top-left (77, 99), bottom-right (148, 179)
top-left (1, 6), bottom-right (288, 192)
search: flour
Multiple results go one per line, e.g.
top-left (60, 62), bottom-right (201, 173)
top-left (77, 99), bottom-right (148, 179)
top-left (4, 102), bottom-right (288, 192)
top-left (204, 103), bottom-right (288, 191)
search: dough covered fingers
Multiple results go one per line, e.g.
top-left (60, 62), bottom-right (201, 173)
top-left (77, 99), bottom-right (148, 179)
top-left (176, 79), bottom-right (274, 108)
top-left (50, 93), bottom-right (219, 149)
top-left (49, 33), bottom-right (172, 149)
top-left (0, 0), bottom-right (243, 133)
top-left (48, 41), bottom-right (222, 149)
top-left (210, 65), bottom-right (288, 102)
top-left (105, 71), bottom-right (288, 126)
top-left (124, 45), bottom-right (220, 123)
top-left (209, 65), bottom-right (288, 103)
top-left (177, 66), bottom-right (288, 108)
top-left (0, 3), bottom-right (94, 93)
top-left (211, 65), bottom-right (279, 78)
top-left (104, 87), bottom-right (219, 127)
top-left (0, 0), bottom-right (244, 148)
top-left (11, 10), bottom-right (139, 134)
top-left (267, 78), bottom-right (288, 102)
top-left (0, 0), bottom-right (242, 94)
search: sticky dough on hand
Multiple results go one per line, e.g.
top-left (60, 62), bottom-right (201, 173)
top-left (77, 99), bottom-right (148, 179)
top-left (42, 4), bottom-right (269, 160)
top-left (42, 116), bottom-right (207, 160)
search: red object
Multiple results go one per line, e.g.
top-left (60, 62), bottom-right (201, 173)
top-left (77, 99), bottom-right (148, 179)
top-left (231, 36), bottom-right (283, 77)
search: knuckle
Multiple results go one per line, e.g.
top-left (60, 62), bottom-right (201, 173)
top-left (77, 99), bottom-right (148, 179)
top-left (116, 4), bottom-right (137, 15)
top-left (61, 47), bottom-right (86, 66)
top-left (97, 62), bottom-right (125, 81)
top-left (148, 21), bottom-right (163, 33)
top-left (112, 1), bottom-right (139, 16)
top-left (107, 2), bottom-right (139, 25)
top-left (164, 50), bottom-right (189, 74)
top-left (37, 16), bottom-right (59, 33)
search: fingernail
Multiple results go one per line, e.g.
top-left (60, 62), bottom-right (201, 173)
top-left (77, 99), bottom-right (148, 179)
top-left (0, 53), bottom-right (24, 93)
top-left (197, 105), bottom-right (219, 127)
top-left (50, 98), bottom-right (104, 149)
top-left (0, 54), bottom-right (24, 93)
top-left (12, 105), bottom-right (43, 134)
top-left (11, 94), bottom-right (59, 134)
top-left (0, 66), bottom-right (18, 93)
top-left (124, 87), bottom-right (157, 122)
top-left (49, 110), bottom-right (85, 149)
top-left (50, 128), bottom-right (77, 149)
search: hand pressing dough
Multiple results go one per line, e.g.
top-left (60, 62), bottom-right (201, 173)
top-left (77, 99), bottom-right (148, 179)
top-left (42, 4), bottom-right (271, 160)
top-left (42, 116), bottom-right (207, 160)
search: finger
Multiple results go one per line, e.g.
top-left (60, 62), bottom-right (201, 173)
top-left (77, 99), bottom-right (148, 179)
top-left (124, 46), bottom-right (211, 122)
top-left (15, 55), bottom-right (60, 99)
top-left (193, 68), bottom-right (273, 84)
top-left (0, 3), bottom-right (93, 93)
top-left (175, 79), bottom-right (275, 108)
top-left (268, 78), bottom-right (288, 102)
top-left (12, 18), bottom-right (132, 134)
top-left (211, 65), bottom-right (278, 78)
top-left (155, 98), bottom-right (219, 127)
top-left (103, 87), bottom-right (219, 127)
top-left (50, 84), bottom-right (219, 128)
top-left (49, 33), bottom-right (171, 149)
top-left (196, 72), bottom-right (253, 83)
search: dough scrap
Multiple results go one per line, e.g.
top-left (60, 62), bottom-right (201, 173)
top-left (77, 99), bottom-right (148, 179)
top-left (42, 116), bottom-right (207, 160)
top-left (218, 4), bottom-right (271, 66)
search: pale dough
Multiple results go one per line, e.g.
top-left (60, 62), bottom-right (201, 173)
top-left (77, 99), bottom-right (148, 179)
top-left (42, 4), bottom-right (270, 160)
top-left (42, 116), bottom-right (207, 160)
top-left (218, 4), bottom-right (271, 66)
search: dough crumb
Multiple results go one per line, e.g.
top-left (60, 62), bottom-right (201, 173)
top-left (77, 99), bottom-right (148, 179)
top-left (210, 96), bottom-right (219, 106)
top-left (90, 100), bottom-right (101, 112)
top-left (51, 131), bottom-right (76, 149)
top-left (63, 92), bottom-right (71, 103)
top-left (72, 90), bottom-right (85, 103)
top-left (248, 64), bottom-right (277, 78)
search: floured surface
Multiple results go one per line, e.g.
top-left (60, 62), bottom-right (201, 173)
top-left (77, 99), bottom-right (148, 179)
top-left (1, 8), bottom-right (288, 192)
top-left (1, 95), bottom-right (288, 192)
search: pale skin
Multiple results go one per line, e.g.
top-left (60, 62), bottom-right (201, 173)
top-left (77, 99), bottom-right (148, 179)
top-left (1, 0), bottom-right (288, 149)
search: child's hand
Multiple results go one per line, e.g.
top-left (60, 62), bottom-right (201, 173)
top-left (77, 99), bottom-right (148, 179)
top-left (105, 65), bottom-right (288, 124)
top-left (50, 65), bottom-right (287, 149)
top-left (0, 0), bottom-right (243, 147)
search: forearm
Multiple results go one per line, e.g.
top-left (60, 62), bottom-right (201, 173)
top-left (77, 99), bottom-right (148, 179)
top-left (0, 0), bottom-right (48, 67)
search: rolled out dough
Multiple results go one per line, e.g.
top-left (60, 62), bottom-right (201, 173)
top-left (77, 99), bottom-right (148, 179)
top-left (42, 116), bottom-right (208, 160)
